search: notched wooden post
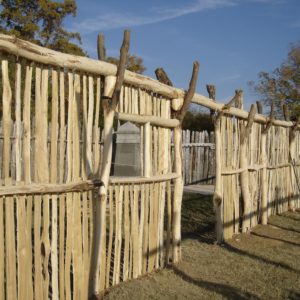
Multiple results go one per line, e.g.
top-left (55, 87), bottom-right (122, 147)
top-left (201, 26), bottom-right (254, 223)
top-left (207, 84), bottom-right (224, 243)
top-left (92, 29), bottom-right (130, 297)
top-left (240, 103), bottom-right (256, 232)
top-left (256, 101), bottom-right (263, 115)
top-left (155, 67), bottom-right (173, 86)
top-left (97, 33), bottom-right (106, 61)
top-left (172, 61), bottom-right (199, 263)
top-left (206, 84), bottom-right (216, 117)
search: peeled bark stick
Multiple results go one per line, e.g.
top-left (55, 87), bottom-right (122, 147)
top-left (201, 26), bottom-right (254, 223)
top-left (256, 101), bottom-right (263, 115)
top-left (176, 61), bottom-right (200, 122)
top-left (92, 30), bottom-right (130, 297)
top-left (206, 84), bottom-right (216, 116)
top-left (240, 104), bottom-right (256, 233)
top-left (155, 68), bottom-right (173, 86)
top-left (97, 33), bottom-right (106, 61)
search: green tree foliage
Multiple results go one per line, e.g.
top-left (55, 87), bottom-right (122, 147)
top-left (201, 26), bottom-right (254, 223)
top-left (182, 111), bottom-right (214, 132)
top-left (107, 54), bottom-right (146, 74)
top-left (249, 42), bottom-right (300, 119)
top-left (0, 0), bottom-right (86, 56)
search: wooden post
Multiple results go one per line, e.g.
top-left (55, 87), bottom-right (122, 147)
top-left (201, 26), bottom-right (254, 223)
top-left (206, 84), bottom-right (216, 117)
top-left (91, 30), bottom-right (130, 297)
top-left (172, 61), bottom-right (199, 262)
top-left (207, 85), bottom-right (223, 242)
top-left (97, 33), bottom-right (106, 61)
top-left (261, 103), bottom-right (274, 223)
top-left (257, 102), bottom-right (267, 225)
top-left (155, 68), bottom-right (173, 86)
top-left (240, 103), bottom-right (256, 232)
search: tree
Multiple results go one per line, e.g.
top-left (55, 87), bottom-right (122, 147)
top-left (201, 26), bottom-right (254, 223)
top-left (0, 0), bottom-right (86, 56)
top-left (182, 111), bottom-right (214, 132)
top-left (249, 42), bottom-right (300, 119)
top-left (107, 54), bottom-right (146, 74)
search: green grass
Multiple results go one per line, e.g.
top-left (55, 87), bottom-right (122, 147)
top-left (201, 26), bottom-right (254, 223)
top-left (104, 193), bottom-right (300, 300)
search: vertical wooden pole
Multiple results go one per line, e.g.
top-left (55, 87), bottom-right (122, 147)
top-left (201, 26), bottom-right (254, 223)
top-left (173, 61), bottom-right (199, 261)
top-left (261, 102), bottom-right (274, 224)
top-left (207, 85), bottom-right (223, 242)
top-left (91, 30), bottom-right (130, 297)
top-left (240, 103), bottom-right (256, 232)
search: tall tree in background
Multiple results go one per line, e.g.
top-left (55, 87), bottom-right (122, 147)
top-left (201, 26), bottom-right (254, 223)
top-left (249, 42), bottom-right (300, 119)
top-left (0, 0), bottom-right (86, 56)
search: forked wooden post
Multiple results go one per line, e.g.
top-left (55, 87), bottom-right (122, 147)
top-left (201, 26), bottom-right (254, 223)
top-left (240, 101), bottom-right (256, 232)
top-left (261, 102), bottom-right (274, 224)
top-left (285, 104), bottom-right (300, 211)
top-left (91, 30), bottom-right (130, 297)
top-left (207, 85), bottom-right (223, 243)
top-left (172, 61), bottom-right (199, 262)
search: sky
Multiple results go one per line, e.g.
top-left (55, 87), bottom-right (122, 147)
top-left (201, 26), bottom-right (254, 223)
top-left (66, 0), bottom-right (300, 110)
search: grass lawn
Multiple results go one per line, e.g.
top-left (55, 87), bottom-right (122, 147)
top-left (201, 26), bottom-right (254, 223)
top-left (104, 193), bottom-right (300, 300)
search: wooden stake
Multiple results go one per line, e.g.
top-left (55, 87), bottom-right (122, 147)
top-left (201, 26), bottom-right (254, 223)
top-left (97, 33), bottom-right (106, 61)
top-left (92, 29), bottom-right (130, 297)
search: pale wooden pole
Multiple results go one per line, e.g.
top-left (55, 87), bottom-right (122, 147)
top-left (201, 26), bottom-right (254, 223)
top-left (207, 85), bottom-right (223, 243)
top-left (172, 61), bottom-right (199, 262)
top-left (91, 30), bottom-right (130, 297)
top-left (239, 102), bottom-right (256, 232)
top-left (261, 103), bottom-right (274, 224)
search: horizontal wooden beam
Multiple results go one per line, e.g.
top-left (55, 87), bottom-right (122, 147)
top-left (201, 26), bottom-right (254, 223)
top-left (222, 162), bottom-right (297, 175)
top-left (0, 179), bottom-right (98, 196)
top-left (115, 112), bottom-right (180, 128)
top-left (181, 143), bottom-right (215, 148)
top-left (109, 173), bottom-right (179, 184)
top-left (0, 173), bottom-right (179, 196)
top-left (0, 33), bottom-right (298, 129)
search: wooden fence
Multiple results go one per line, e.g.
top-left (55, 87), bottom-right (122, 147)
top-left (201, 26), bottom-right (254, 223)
top-left (1, 32), bottom-right (299, 299)
top-left (209, 88), bottom-right (300, 242)
top-left (180, 130), bottom-right (215, 185)
top-left (0, 32), bottom-right (199, 299)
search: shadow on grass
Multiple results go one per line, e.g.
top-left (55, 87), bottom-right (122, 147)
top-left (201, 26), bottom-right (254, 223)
top-left (223, 243), bottom-right (300, 275)
top-left (170, 265), bottom-right (260, 300)
top-left (268, 223), bottom-right (300, 234)
top-left (250, 232), bottom-right (300, 247)
top-left (287, 290), bottom-right (300, 300)
top-left (181, 193), bottom-right (216, 244)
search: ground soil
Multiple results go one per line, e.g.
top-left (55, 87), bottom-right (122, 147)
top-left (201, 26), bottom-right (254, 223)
top-left (104, 193), bottom-right (300, 300)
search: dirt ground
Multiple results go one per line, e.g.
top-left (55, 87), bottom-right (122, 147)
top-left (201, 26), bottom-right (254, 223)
top-left (104, 193), bottom-right (300, 300)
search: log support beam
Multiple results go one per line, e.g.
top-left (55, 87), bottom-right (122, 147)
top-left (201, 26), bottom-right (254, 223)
top-left (91, 30), bottom-right (130, 297)
top-left (172, 61), bottom-right (199, 263)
